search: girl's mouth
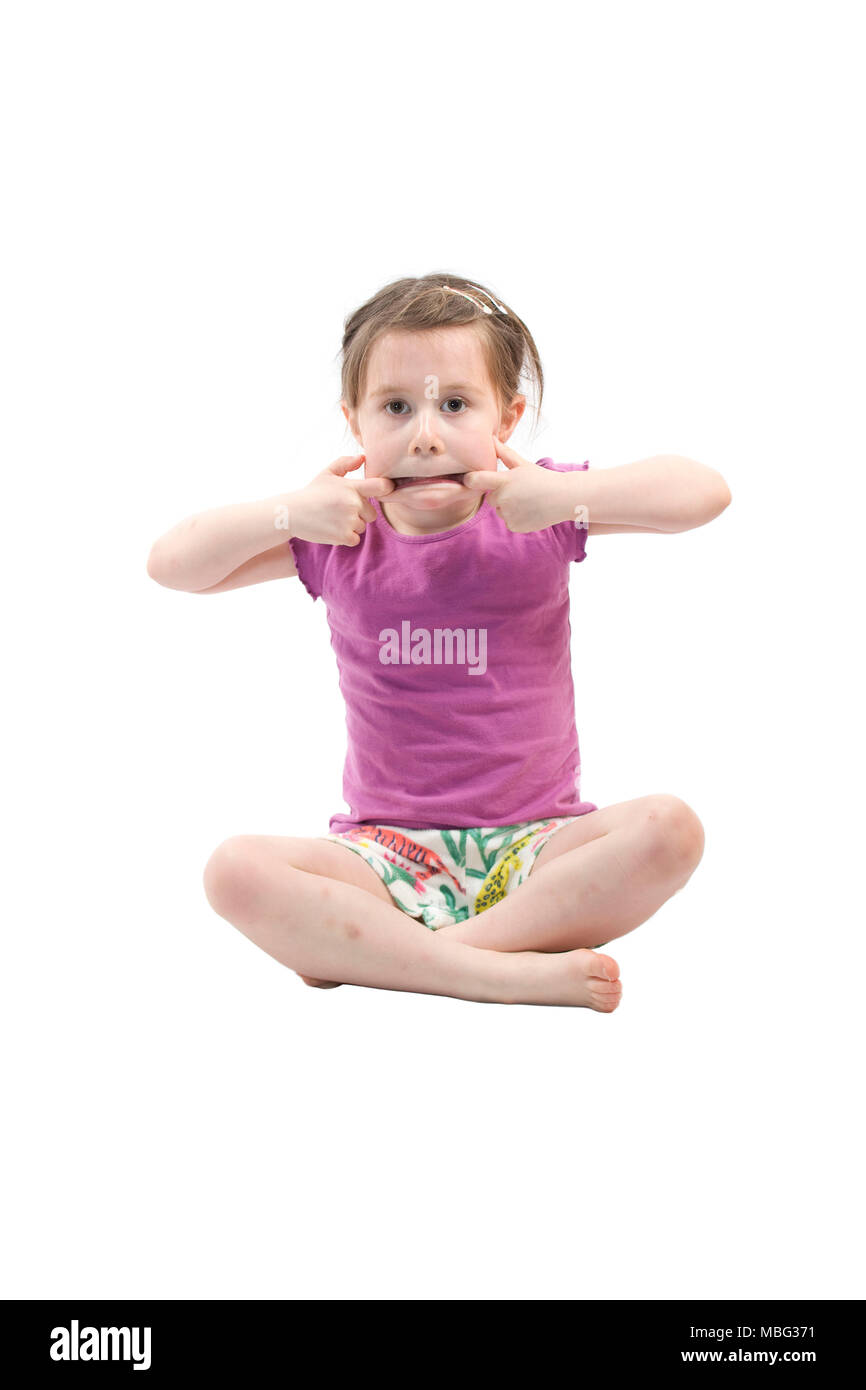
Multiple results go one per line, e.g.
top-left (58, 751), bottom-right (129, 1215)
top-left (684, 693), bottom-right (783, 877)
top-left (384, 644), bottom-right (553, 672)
top-left (392, 474), bottom-right (465, 489)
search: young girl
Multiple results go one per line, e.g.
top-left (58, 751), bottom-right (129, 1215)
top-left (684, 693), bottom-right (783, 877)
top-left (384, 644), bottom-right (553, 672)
top-left (148, 273), bottom-right (731, 1010)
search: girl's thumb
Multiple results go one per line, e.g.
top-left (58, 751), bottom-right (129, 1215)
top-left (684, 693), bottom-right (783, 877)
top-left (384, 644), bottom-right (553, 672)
top-left (327, 453), bottom-right (366, 475)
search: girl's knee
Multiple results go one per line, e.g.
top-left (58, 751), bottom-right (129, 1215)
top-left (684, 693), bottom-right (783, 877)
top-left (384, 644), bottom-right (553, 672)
top-left (203, 836), bottom-right (270, 922)
top-left (640, 795), bottom-right (705, 880)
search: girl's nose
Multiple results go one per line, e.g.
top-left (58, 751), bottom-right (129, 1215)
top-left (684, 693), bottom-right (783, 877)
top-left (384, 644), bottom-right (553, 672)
top-left (411, 410), bottom-right (441, 444)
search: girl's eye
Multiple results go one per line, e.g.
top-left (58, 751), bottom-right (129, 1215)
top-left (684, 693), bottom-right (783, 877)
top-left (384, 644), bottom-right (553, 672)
top-left (384, 398), bottom-right (467, 416)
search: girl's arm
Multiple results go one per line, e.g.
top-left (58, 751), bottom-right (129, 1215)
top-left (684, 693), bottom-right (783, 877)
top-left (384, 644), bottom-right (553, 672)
top-left (147, 493), bottom-right (297, 592)
top-left (561, 455), bottom-right (732, 533)
top-left (188, 540), bottom-right (298, 594)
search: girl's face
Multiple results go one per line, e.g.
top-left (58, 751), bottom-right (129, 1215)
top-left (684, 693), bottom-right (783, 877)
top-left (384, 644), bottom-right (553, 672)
top-left (342, 326), bottom-right (525, 535)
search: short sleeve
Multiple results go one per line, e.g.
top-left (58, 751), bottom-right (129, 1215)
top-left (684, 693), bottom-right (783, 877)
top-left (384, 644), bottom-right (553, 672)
top-left (287, 535), bottom-right (331, 602)
top-left (535, 458), bottom-right (591, 563)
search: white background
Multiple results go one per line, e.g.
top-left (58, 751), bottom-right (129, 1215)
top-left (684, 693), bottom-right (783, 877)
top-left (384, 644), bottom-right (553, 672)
top-left (2, 0), bottom-right (863, 1299)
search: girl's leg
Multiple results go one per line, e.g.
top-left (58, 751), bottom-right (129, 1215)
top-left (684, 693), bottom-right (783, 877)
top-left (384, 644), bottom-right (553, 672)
top-left (202, 836), bottom-right (621, 1010)
top-left (259, 835), bottom-right (399, 988)
top-left (436, 794), bottom-right (705, 953)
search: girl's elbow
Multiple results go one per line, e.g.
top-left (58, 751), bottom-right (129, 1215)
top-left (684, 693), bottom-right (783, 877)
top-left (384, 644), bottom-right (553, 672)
top-left (708, 474), bottom-right (732, 519)
top-left (147, 542), bottom-right (186, 589)
top-left (146, 543), bottom-right (165, 585)
top-left (146, 542), bottom-right (169, 585)
top-left (677, 479), bottom-right (730, 531)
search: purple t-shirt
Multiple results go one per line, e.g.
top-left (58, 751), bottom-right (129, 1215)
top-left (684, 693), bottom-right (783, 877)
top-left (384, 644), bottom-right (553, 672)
top-left (288, 458), bottom-right (597, 833)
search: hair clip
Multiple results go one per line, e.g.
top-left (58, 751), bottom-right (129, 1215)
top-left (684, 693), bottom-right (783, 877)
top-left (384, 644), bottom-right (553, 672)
top-left (442, 284), bottom-right (508, 316)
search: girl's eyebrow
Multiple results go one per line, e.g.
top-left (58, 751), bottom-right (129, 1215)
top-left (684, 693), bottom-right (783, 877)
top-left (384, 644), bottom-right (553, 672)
top-left (369, 381), bottom-right (481, 397)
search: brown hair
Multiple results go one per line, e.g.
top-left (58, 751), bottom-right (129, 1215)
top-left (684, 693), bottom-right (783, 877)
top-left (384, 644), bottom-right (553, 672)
top-left (336, 272), bottom-right (544, 441)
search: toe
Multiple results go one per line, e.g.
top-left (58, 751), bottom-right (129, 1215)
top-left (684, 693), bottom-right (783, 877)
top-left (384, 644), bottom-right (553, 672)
top-left (588, 951), bottom-right (620, 980)
top-left (595, 984), bottom-right (622, 1012)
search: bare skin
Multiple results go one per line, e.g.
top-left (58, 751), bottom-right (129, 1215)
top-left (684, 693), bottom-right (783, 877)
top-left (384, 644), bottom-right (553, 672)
top-left (203, 794), bottom-right (705, 1011)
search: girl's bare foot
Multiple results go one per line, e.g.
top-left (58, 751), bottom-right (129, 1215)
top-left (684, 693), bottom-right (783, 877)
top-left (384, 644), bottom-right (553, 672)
top-left (518, 948), bottom-right (623, 1010)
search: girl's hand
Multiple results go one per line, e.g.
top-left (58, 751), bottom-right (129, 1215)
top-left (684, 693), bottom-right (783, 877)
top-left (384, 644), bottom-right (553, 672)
top-left (287, 454), bottom-right (395, 546)
top-left (462, 435), bottom-right (572, 533)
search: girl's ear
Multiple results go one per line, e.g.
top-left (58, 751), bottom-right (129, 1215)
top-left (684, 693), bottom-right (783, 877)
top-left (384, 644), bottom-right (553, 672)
top-left (341, 400), bottom-right (363, 447)
top-left (497, 394), bottom-right (527, 442)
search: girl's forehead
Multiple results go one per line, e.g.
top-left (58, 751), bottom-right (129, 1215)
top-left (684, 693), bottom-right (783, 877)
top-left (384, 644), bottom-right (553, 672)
top-left (365, 327), bottom-right (492, 394)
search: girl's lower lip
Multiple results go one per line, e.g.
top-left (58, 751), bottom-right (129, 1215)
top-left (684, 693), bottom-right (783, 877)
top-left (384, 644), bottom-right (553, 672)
top-left (394, 474), bottom-right (464, 489)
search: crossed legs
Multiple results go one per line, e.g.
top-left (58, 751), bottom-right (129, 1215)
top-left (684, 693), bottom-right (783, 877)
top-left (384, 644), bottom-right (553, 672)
top-left (202, 795), bottom-right (704, 1009)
